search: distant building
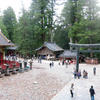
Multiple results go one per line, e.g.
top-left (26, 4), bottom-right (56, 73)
top-left (59, 50), bottom-right (77, 59)
top-left (36, 42), bottom-right (64, 59)
top-left (59, 50), bottom-right (77, 64)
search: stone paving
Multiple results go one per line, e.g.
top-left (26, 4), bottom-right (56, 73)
top-left (51, 64), bottom-right (100, 100)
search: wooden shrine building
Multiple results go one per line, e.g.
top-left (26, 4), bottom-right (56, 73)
top-left (6, 46), bottom-right (18, 56)
top-left (36, 42), bottom-right (64, 59)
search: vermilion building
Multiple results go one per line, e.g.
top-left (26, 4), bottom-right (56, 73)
top-left (0, 30), bottom-right (14, 65)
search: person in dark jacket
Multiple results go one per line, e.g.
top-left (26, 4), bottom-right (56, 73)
top-left (89, 86), bottom-right (95, 100)
top-left (49, 63), bottom-right (52, 68)
top-left (70, 83), bottom-right (74, 98)
top-left (93, 67), bottom-right (96, 75)
top-left (73, 70), bottom-right (77, 79)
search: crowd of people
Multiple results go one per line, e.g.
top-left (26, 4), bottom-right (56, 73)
top-left (73, 66), bottom-right (96, 79)
top-left (73, 69), bottom-right (88, 79)
top-left (5, 54), bottom-right (34, 71)
top-left (71, 67), bottom-right (97, 100)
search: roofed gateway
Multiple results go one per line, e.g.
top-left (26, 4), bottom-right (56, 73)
top-left (36, 42), bottom-right (64, 59)
top-left (69, 43), bottom-right (100, 72)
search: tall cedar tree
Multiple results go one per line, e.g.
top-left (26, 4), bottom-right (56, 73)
top-left (30, 0), bottom-right (55, 44)
top-left (3, 7), bottom-right (17, 42)
top-left (0, 16), bottom-right (8, 37)
top-left (62, 0), bottom-right (100, 44)
top-left (18, 9), bottom-right (34, 55)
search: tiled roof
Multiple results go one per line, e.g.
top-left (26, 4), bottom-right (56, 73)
top-left (0, 31), bottom-right (14, 46)
top-left (6, 46), bottom-right (18, 50)
top-left (44, 42), bottom-right (63, 51)
top-left (36, 42), bottom-right (64, 52)
top-left (59, 50), bottom-right (76, 58)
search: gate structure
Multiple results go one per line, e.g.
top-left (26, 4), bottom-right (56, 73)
top-left (69, 43), bottom-right (100, 72)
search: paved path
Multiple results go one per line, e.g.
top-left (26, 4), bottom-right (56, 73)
top-left (51, 68), bottom-right (100, 100)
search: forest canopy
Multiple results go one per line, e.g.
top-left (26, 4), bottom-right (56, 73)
top-left (0, 0), bottom-right (100, 56)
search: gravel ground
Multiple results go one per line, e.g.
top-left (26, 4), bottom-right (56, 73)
top-left (0, 60), bottom-right (74, 100)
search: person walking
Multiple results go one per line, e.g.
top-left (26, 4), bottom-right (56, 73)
top-left (93, 67), bottom-right (96, 75)
top-left (77, 70), bottom-right (81, 79)
top-left (73, 70), bottom-right (77, 79)
top-left (49, 63), bottom-right (52, 68)
top-left (62, 60), bottom-right (64, 65)
top-left (29, 59), bottom-right (33, 70)
top-left (89, 86), bottom-right (95, 100)
top-left (70, 83), bottom-right (74, 98)
top-left (65, 60), bottom-right (68, 68)
top-left (51, 61), bottom-right (54, 66)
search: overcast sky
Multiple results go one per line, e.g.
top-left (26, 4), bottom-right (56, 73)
top-left (0, 0), bottom-right (66, 18)
top-left (0, 0), bottom-right (100, 19)
top-left (0, 0), bottom-right (32, 17)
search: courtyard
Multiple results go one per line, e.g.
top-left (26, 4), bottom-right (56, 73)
top-left (0, 59), bottom-right (99, 100)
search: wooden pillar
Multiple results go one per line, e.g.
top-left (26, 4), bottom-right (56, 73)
top-left (76, 48), bottom-right (79, 72)
top-left (0, 48), bottom-right (4, 65)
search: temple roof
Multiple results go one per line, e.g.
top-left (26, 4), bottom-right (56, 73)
top-left (36, 42), bottom-right (64, 52)
top-left (59, 50), bottom-right (76, 58)
top-left (0, 31), bottom-right (14, 46)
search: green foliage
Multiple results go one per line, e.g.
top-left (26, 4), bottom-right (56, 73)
top-left (30, 0), bottom-right (55, 43)
top-left (0, 16), bottom-right (8, 37)
top-left (1, 0), bottom-right (100, 58)
top-left (54, 25), bottom-right (69, 49)
top-left (62, 0), bottom-right (100, 44)
top-left (18, 9), bottom-right (34, 55)
top-left (17, 0), bottom-right (56, 55)
top-left (68, 19), bottom-right (100, 43)
top-left (3, 7), bottom-right (17, 42)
